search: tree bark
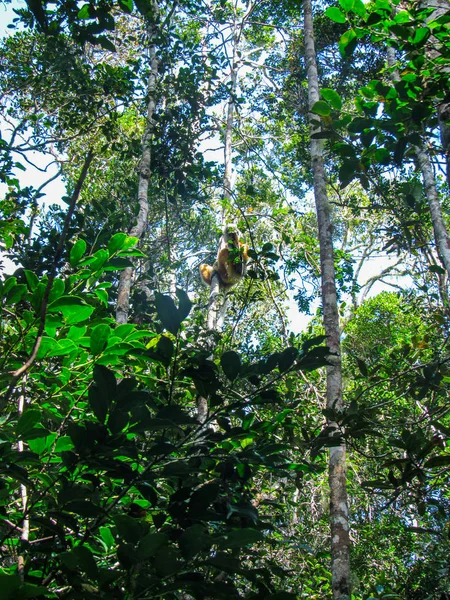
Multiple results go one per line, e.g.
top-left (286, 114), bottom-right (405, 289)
top-left (116, 5), bottom-right (159, 324)
top-left (303, 0), bottom-right (350, 597)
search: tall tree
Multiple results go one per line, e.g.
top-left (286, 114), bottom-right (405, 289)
top-left (303, 0), bottom-right (351, 597)
top-left (115, 1), bottom-right (159, 324)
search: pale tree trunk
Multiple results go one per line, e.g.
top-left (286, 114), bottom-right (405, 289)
top-left (303, 0), bottom-right (350, 598)
top-left (116, 5), bottom-right (159, 324)
top-left (387, 46), bottom-right (450, 282)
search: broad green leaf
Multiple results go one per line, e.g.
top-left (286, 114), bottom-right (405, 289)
top-left (77, 4), bottom-right (91, 19)
top-left (78, 248), bottom-right (109, 269)
top-left (325, 7), bottom-right (346, 23)
top-left (93, 364), bottom-right (116, 398)
top-left (104, 257), bottom-right (134, 270)
top-left (113, 514), bottom-right (144, 544)
top-left (67, 325), bottom-right (87, 340)
top-left (311, 100), bottom-right (331, 116)
top-left (107, 233), bottom-right (128, 254)
top-left (278, 347), bottom-right (298, 372)
top-left (60, 545), bottom-right (98, 578)
top-left (374, 147), bottom-right (390, 165)
top-left (339, 0), bottom-right (354, 11)
top-left (48, 339), bottom-right (77, 357)
top-left (17, 408), bottom-right (41, 437)
top-left (94, 288), bottom-right (109, 306)
top-left (90, 323), bottom-right (111, 355)
top-left (154, 547), bottom-right (182, 577)
top-left (221, 350), bottom-right (241, 381)
top-left (99, 526), bottom-right (115, 549)
top-left (176, 288), bottom-right (192, 321)
top-left (89, 385), bottom-right (109, 423)
top-left (23, 270), bottom-right (39, 291)
top-left (118, 0), bottom-right (133, 12)
top-left (5, 283), bottom-right (27, 305)
top-left (136, 532), bottom-right (168, 559)
top-left (321, 88), bottom-right (342, 110)
top-left (155, 293), bottom-right (182, 334)
top-left (411, 27), bottom-right (429, 45)
top-left (28, 433), bottom-right (57, 454)
top-left (69, 239), bottom-right (87, 267)
top-left (65, 500), bottom-right (102, 519)
top-left (48, 278), bottom-right (65, 303)
top-left (179, 525), bottom-right (211, 560)
top-left (217, 528), bottom-right (264, 549)
top-left (352, 0), bottom-right (366, 17)
top-left (338, 28), bottom-right (357, 57)
top-left (54, 436), bottom-right (74, 452)
top-left (188, 483), bottom-right (220, 516)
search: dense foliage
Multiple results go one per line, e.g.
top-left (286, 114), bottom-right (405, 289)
top-left (0, 0), bottom-right (449, 598)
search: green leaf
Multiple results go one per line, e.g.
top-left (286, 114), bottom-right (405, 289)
top-left (221, 350), bottom-right (241, 381)
top-left (104, 257), bottom-right (134, 270)
top-left (189, 483), bottom-right (220, 517)
top-left (217, 528), bottom-right (264, 549)
top-left (17, 408), bottom-right (41, 437)
top-left (107, 233), bottom-right (128, 254)
top-left (325, 7), bottom-right (346, 23)
top-left (5, 283), bottom-right (27, 305)
top-left (48, 278), bottom-right (65, 303)
top-left (154, 547), bottom-right (182, 577)
top-left (118, 0), bottom-right (133, 12)
top-left (321, 88), bottom-right (342, 110)
top-left (179, 525), bottom-right (211, 560)
top-left (411, 27), bottom-right (429, 45)
top-left (69, 239), bottom-right (87, 267)
top-left (176, 288), bottom-right (192, 321)
top-left (352, 0), bottom-right (366, 17)
top-left (113, 514), bottom-right (144, 544)
top-left (136, 532), bottom-right (168, 559)
top-left (23, 270), bottom-right (39, 291)
top-left (90, 323), bottom-right (111, 355)
top-left (94, 288), bottom-right (109, 306)
top-left (89, 385), bottom-right (109, 423)
top-left (338, 29), bottom-right (357, 57)
top-left (99, 526), bottom-right (115, 549)
top-left (54, 436), bottom-right (74, 452)
top-left (48, 339), bottom-right (77, 357)
top-left (65, 500), bottom-right (102, 518)
top-left (77, 4), bottom-right (91, 19)
top-left (60, 545), bottom-right (98, 578)
top-left (48, 296), bottom-right (95, 324)
top-left (93, 364), bottom-right (117, 398)
top-left (339, 0), bottom-right (354, 10)
top-left (155, 293), bottom-right (182, 334)
top-left (424, 455), bottom-right (450, 468)
top-left (311, 100), bottom-right (331, 116)
top-left (278, 347), bottom-right (298, 372)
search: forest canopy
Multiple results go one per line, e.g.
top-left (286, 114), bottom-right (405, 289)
top-left (0, 0), bottom-right (449, 599)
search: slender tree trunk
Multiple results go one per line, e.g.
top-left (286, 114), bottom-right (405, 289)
top-left (116, 6), bottom-right (159, 324)
top-left (303, 0), bottom-right (350, 597)
top-left (387, 46), bottom-right (450, 281)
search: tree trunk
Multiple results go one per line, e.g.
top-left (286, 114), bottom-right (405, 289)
top-left (303, 0), bottom-right (350, 597)
top-left (116, 6), bottom-right (159, 324)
